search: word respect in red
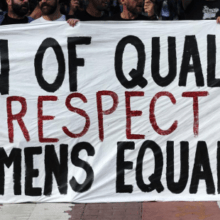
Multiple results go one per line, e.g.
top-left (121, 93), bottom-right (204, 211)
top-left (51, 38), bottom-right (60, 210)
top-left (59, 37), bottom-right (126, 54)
top-left (6, 91), bottom-right (209, 143)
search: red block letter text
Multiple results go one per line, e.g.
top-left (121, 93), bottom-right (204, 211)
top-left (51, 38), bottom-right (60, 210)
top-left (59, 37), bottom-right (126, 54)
top-left (38, 96), bottom-right (58, 143)
top-left (125, 91), bottom-right (145, 139)
top-left (182, 91), bottom-right (209, 137)
top-left (62, 93), bottom-right (90, 138)
top-left (97, 91), bottom-right (118, 141)
top-left (7, 96), bottom-right (30, 143)
top-left (150, 92), bottom-right (178, 135)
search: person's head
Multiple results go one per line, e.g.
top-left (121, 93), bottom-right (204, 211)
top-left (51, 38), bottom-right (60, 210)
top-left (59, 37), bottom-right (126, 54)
top-left (89, 0), bottom-right (110, 11)
top-left (38, 0), bottom-right (59, 15)
top-left (121, 0), bottom-right (143, 15)
top-left (6, 0), bottom-right (29, 17)
top-left (59, 0), bottom-right (69, 15)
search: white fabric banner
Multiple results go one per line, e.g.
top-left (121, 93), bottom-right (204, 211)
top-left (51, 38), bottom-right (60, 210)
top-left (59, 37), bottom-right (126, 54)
top-left (0, 20), bottom-right (220, 203)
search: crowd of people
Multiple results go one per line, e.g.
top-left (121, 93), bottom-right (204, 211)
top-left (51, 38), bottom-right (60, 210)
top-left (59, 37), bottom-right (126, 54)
top-left (0, 0), bottom-right (220, 26)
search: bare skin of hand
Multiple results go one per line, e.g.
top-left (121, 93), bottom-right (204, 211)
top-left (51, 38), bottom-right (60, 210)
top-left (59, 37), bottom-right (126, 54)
top-left (217, 16), bottom-right (220, 24)
top-left (67, 19), bottom-right (79, 27)
top-left (144, 0), bottom-right (154, 17)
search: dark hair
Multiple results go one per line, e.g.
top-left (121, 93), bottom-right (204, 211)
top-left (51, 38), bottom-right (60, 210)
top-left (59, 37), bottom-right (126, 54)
top-left (59, 0), bottom-right (70, 5)
top-left (59, 0), bottom-right (70, 15)
top-left (0, 0), bottom-right (7, 11)
top-left (29, 0), bottom-right (38, 14)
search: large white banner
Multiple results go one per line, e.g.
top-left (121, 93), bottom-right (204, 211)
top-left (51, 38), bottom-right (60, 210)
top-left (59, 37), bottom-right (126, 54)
top-left (0, 20), bottom-right (220, 203)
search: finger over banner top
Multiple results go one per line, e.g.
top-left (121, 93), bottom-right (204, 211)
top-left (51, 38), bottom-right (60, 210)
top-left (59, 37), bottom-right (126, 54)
top-left (0, 20), bottom-right (220, 203)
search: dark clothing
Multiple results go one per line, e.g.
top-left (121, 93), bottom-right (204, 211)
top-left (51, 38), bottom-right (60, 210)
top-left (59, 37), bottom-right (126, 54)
top-left (0, 13), bottom-right (33, 25)
top-left (65, 15), bottom-right (75, 20)
top-left (1, 13), bottom-right (28, 25)
top-left (74, 10), bottom-right (107, 21)
top-left (107, 13), bottom-right (155, 20)
top-left (177, 0), bottom-right (185, 20)
top-left (184, 0), bottom-right (220, 20)
top-left (155, 0), bottom-right (178, 20)
top-left (109, 4), bottom-right (121, 16)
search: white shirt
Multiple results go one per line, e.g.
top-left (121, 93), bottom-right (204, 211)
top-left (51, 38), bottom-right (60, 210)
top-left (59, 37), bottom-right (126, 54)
top-left (31, 14), bottom-right (66, 23)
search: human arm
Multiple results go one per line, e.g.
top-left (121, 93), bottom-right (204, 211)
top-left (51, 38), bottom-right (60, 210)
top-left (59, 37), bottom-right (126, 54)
top-left (29, 4), bottom-right (42, 20)
top-left (216, 10), bottom-right (220, 23)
